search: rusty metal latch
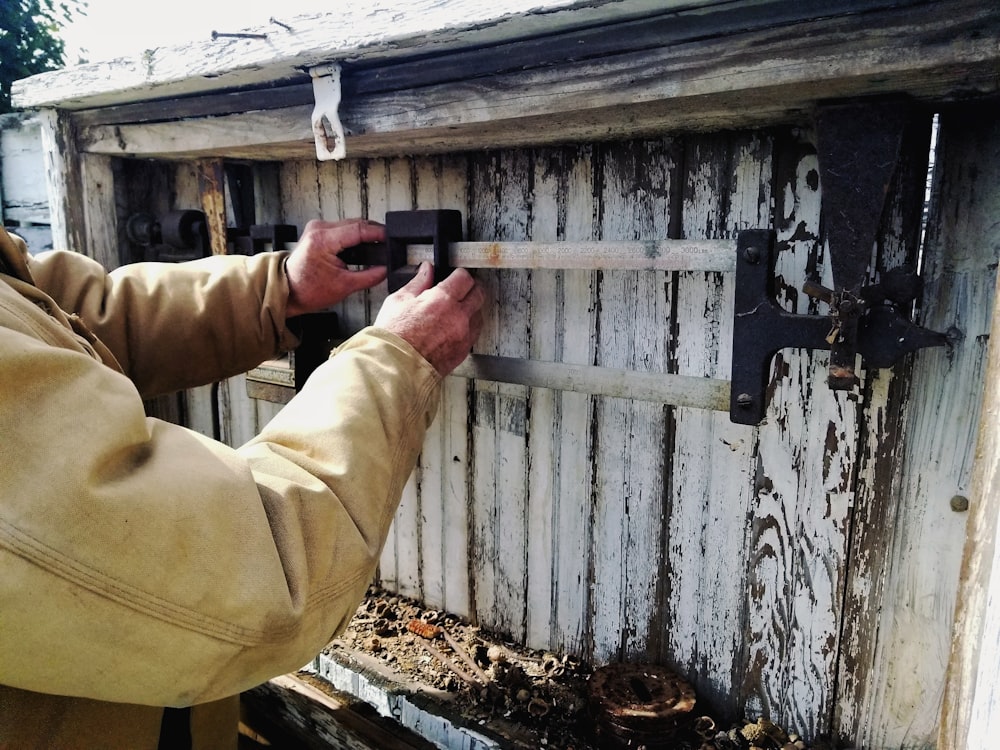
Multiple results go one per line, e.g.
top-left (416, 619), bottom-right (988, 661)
top-left (729, 99), bottom-right (951, 425)
top-left (310, 63), bottom-right (347, 161)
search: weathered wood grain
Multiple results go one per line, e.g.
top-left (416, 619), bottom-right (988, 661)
top-left (468, 150), bottom-right (533, 641)
top-left (586, 139), bottom-right (675, 663)
top-left (851, 106), bottom-right (1000, 749)
top-left (71, 2), bottom-right (999, 162)
top-left (833, 111), bottom-right (933, 743)
top-left (413, 154), bottom-right (472, 617)
top-left (735, 126), bottom-right (856, 739)
top-left (939, 109), bottom-right (1000, 750)
top-left (37, 109), bottom-right (86, 255)
top-left (79, 154), bottom-right (119, 270)
top-left (93, 118), bottom-right (998, 743)
top-left (665, 131), bottom-right (770, 721)
top-left (14, 0), bottom-right (684, 109)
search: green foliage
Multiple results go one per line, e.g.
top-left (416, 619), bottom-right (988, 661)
top-left (0, 0), bottom-right (87, 112)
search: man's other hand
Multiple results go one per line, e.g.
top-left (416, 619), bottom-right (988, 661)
top-left (285, 219), bottom-right (388, 318)
top-left (374, 263), bottom-right (485, 376)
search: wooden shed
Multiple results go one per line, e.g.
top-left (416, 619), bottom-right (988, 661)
top-left (13, 1), bottom-right (1000, 746)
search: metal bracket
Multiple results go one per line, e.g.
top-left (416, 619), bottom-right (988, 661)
top-left (310, 63), bottom-right (347, 161)
top-left (385, 209), bottom-right (462, 292)
top-left (729, 98), bottom-right (950, 424)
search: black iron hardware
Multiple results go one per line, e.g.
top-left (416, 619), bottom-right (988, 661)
top-left (244, 210), bottom-right (463, 397)
top-left (124, 210), bottom-right (210, 263)
top-left (227, 223), bottom-right (298, 255)
top-left (729, 99), bottom-right (950, 425)
top-left (385, 209), bottom-right (462, 292)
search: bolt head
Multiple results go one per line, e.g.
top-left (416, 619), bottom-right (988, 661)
top-left (736, 393), bottom-right (753, 407)
top-left (743, 247), bottom-right (762, 265)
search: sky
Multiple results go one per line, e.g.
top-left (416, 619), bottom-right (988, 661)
top-left (61, 0), bottom-right (333, 64)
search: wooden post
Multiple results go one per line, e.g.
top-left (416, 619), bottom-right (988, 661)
top-left (196, 158), bottom-right (228, 256)
top-left (37, 108), bottom-right (86, 254)
top-left (938, 108), bottom-right (1000, 749)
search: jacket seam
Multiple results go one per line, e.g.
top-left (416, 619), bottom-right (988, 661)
top-left (0, 517), bottom-right (322, 647)
top-left (0, 295), bottom-right (76, 350)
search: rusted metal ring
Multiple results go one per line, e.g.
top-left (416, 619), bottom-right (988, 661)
top-left (588, 663), bottom-right (696, 744)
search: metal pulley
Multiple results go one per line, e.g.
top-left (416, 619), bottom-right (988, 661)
top-left (125, 210), bottom-right (210, 263)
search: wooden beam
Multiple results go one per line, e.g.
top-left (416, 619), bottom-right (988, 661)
top-left (11, 0), bottom-right (693, 111)
top-left (350, 239), bottom-right (736, 272)
top-left (73, 0), bottom-right (999, 161)
top-left (938, 108), bottom-right (1000, 750)
top-left (196, 159), bottom-right (228, 256)
top-left (37, 109), bottom-right (86, 254)
top-left (242, 674), bottom-right (436, 750)
top-left (65, 0), bottom-right (921, 130)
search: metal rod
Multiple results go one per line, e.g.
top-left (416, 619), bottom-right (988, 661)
top-left (451, 355), bottom-right (732, 412)
top-left (414, 639), bottom-right (482, 688)
top-left (441, 629), bottom-right (492, 686)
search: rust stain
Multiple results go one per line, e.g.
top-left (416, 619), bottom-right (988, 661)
top-left (485, 241), bottom-right (502, 266)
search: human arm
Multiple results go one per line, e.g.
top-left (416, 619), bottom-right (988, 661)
top-left (26, 219), bottom-right (388, 398)
top-left (0, 264), bottom-right (483, 707)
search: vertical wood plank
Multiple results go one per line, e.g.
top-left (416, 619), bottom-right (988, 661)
top-left (741, 127), bottom-right (855, 738)
top-left (548, 147), bottom-right (597, 657)
top-left (523, 148), bottom-right (560, 651)
top-left (280, 159), bottom-right (323, 229)
top-left (854, 108), bottom-right (1000, 748)
top-left (940, 109), bottom-right (1000, 750)
top-left (666, 131), bottom-right (770, 720)
top-left (589, 139), bottom-right (675, 664)
top-left (834, 113), bottom-right (933, 742)
top-left (37, 108), bottom-right (85, 254)
top-left (79, 154), bottom-right (119, 269)
top-left (199, 157), bottom-right (257, 447)
top-left (414, 154), bottom-right (472, 616)
top-left (468, 150), bottom-right (532, 639)
top-left (197, 158), bottom-right (228, 257)
top-left (380, 157), bottom-right (424, 602)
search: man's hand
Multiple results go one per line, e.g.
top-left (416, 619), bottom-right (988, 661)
top-left (285, 219), bottom-right (388, 319)
top-left (375, 262), bottom-right (485, 376)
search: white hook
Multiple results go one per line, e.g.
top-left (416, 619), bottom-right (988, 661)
top-left (310, 63), bottom-right (346, 161)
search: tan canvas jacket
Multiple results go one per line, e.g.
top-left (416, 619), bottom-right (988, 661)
top-left (0, 228), bottom-right (441, 748)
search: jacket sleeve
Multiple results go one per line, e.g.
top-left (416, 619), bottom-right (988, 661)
top-left (26, 250), bottom-right (298, 397)
top-left (0, 324), bottom-right (441, 707)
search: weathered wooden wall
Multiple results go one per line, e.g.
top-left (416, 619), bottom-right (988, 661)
top-left (18, 0), bottom-right (999, 744)
top-left (182, 107), bottom-right (991, 745)
top-left (49, 102), bottom-right (993, 746)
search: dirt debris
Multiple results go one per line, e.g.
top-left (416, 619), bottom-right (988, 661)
top-left (323, 587), bottom-right (853, 750)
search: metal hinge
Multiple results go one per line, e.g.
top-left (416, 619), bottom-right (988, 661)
top-left (310, 63), bottom-right (347, 161)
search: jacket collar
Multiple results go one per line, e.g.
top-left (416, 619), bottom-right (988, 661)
top-left (0, 227), bottom-right (35, 284)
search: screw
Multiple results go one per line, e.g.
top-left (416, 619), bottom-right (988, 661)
top-left (950, 495), bottom-right (970, 513)
top-left (742, 247), bottom-right (761, 265)
top-left (736, 393), bottom-right (753, 408)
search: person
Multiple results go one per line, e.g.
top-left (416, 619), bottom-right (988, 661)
top-left (0, 218), bottom-right (485, 749)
